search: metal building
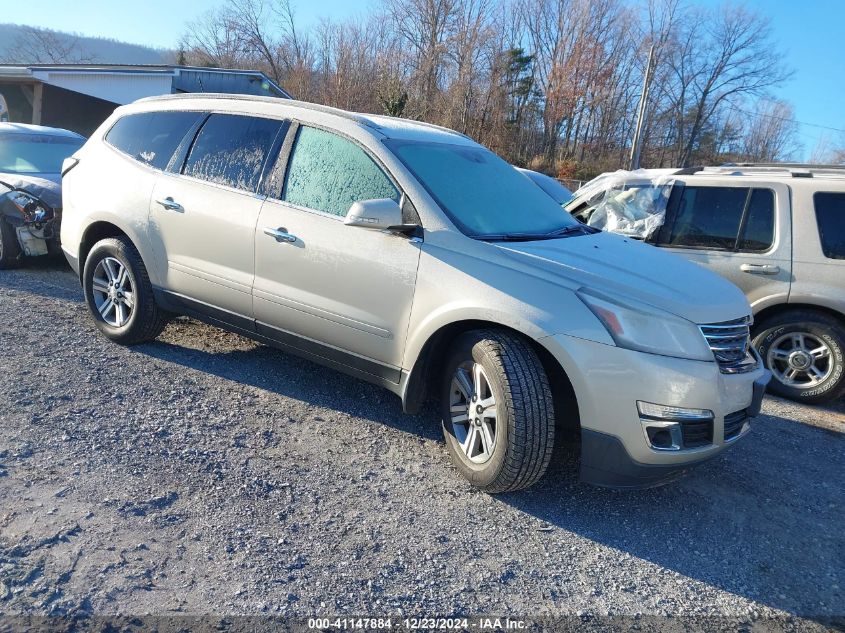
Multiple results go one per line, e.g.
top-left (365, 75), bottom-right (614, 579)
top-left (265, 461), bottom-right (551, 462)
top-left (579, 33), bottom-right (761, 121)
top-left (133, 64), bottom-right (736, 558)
top-left (0, 64), bottom-right (291, 136)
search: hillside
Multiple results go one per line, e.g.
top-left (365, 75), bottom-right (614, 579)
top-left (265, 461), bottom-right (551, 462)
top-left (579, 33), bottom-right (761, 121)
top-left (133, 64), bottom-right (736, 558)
top-left (0, 23), bottom-right (172, 65)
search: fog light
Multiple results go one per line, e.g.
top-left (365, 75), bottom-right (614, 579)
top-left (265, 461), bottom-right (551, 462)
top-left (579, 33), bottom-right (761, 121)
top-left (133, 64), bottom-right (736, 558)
top-left (641, 420), bottom-right (683, 450)
top-left (637, 401), bottom-right (714, 451)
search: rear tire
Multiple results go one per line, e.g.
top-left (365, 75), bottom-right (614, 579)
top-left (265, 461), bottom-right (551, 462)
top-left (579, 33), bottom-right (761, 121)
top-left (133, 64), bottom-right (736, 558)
top-left (440, 329), bottom-right (555, 493)
top-left (82, 236), bottom-right (169, 345)
top-left (0, 218), bottom-right (21, 269)
top-left (753, 310), bottom-right (845, 404)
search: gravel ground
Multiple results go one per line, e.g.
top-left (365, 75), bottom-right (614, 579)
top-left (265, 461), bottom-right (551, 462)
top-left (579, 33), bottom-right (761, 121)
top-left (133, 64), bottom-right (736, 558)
top-left (0, 261), bottom-right (842, 628)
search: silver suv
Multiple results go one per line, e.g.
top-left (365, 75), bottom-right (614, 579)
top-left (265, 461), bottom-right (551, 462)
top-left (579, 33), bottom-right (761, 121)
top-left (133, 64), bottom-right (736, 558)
top-left (61, 95), bottom-right (770, 491)
top-left (566, 165), bottom-right (845, 404)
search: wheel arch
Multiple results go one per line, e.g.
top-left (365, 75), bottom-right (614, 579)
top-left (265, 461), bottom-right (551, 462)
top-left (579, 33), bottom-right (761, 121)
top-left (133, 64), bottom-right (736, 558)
top-left (78, 220), bottom-right (144, 283)
top-left (753, 302), bottom-right (845, 332)
top-left (401, 319), bottom-right (581, 435)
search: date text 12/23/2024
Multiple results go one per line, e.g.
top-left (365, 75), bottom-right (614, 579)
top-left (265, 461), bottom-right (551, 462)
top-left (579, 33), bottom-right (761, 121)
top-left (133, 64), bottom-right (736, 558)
top-left (308, 618), bottom-right (528, 630)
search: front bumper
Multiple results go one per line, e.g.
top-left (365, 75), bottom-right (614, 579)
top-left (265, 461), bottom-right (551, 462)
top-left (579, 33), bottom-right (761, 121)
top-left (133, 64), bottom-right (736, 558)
top-left (541, 333), bottom-right (771, 489)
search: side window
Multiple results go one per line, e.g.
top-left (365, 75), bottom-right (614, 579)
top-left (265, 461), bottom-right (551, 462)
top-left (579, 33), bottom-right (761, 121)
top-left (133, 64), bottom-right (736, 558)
top-left (283, 126), bottom-right (399, 217)
top-left (105, 111), bottom-right (202, 170)
top-left (813, 192), bottom-right (845, 259)
top-left (184, 114), bottom-right (284, 192)
top-left (737, 189), bottom-right (775, 251)
top-left (665, 186), bottom-right (749, 249)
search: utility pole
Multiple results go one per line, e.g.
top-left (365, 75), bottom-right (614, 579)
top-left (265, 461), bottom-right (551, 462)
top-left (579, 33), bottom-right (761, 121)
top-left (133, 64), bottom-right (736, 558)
top-left (629, 44), bottom-right (655, 171)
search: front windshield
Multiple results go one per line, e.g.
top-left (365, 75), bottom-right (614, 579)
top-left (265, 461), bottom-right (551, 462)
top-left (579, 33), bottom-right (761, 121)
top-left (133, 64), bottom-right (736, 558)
top-left (386, 139), bottom-right (580, 238)
top-left (0, 134), bottom-right (84, 174)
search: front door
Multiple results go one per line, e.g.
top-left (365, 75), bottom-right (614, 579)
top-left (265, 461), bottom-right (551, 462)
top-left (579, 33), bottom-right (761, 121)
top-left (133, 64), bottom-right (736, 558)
top-left (253, 125), bottom-right (420, 377)
top-left (654, 182), bottom-right (792, 313)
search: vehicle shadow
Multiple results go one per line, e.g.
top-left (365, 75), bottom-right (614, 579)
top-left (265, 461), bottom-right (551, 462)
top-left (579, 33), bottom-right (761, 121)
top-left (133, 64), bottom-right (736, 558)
top-left (135, 338), bottom-right (443, 442)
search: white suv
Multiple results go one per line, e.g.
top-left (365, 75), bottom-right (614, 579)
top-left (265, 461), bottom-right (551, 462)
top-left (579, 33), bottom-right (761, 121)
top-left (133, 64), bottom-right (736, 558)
top-left (567, 165), bottom-right (845, 404)
top-left (61, 95), bottom-right (770, 491)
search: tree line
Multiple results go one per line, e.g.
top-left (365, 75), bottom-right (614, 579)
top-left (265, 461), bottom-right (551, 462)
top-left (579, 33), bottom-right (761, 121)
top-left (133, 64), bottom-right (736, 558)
top-left (177, 0), bottom-right (813, 180)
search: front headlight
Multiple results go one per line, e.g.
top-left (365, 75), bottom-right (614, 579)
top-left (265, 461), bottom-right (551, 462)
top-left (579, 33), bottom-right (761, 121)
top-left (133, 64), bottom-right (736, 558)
top-left (576, 287), bottom-right (712, 361)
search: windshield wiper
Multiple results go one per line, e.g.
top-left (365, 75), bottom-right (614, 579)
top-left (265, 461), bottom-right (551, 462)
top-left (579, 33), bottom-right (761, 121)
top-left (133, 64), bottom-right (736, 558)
top-left (544, 224), bottom-right (600, 237)
top-left (477, 232), bottom-right (556, 242)
top-left (477, 224), bottom-right (599, 242)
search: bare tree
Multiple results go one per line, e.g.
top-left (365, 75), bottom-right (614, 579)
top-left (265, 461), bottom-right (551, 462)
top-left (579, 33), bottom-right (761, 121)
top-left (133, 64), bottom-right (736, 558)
top-left (737, 100), bottom-right (801, 162)
top-left (810, 132), bottom-right (845, 165)
top-left (9, 26), bottom-right (96, 63)
top-left (228, 0), bottom-right (283, 81)
top-left (384, 0), bottom-right (459, 117)
top-left (663, 4), bottom-right (791, 166)
top-left (175, 0), bottom-right (797, 178)
top-left (441, 0), bottom-right (496, 134)
top-left (180, 6), bottom-right (251, 69)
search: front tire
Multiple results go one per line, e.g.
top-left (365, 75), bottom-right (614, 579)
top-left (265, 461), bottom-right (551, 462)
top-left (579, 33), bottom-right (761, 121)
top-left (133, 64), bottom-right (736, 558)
top-left (82, 236), bottom-right (168, 345)
top-left (753, 310), bottom-right (845, 404)
top-left (440, 330), bottom-right (555, 493)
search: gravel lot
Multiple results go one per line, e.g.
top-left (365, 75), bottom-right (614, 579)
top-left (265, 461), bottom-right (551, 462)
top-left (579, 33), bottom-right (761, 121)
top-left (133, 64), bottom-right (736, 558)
top-left (0, 261), bottom-right (842, 627)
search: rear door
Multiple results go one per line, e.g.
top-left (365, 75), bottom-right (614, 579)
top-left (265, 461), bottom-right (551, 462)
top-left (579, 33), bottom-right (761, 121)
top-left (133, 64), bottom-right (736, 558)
top-left (253, 123), bottom-right (421, 374)
top-left (94, 110), bottom-right (205, 270)
top-left (148, 113), bottom-right (286, 319)
top-left (653, 181), bottom-right (792, 313)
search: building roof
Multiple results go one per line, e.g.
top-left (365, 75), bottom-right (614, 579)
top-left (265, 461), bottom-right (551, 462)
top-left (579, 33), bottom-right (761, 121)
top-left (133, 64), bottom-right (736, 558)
top-left (0, 64), bottom-right (292, 102)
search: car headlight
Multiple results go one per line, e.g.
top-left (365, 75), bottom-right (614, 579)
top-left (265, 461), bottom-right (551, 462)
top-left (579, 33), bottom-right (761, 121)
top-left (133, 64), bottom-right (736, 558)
top-left (576, 287), bottom-right (712, 361)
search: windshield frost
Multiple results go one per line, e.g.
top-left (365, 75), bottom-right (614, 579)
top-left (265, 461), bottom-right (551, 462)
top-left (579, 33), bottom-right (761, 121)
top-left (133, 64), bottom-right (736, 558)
top-left (386, 139), bottom-right (578, 237)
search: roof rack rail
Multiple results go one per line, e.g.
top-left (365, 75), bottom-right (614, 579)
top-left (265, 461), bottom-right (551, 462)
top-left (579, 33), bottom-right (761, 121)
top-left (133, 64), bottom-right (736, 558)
top-left (673, 163), bottom-right (845, 179)
top-left (673, 166), bottom-right (704, 175)
top-left (728, 162), bottom-right (845, 170)
top-left (133, 92), bottom-right (469, 140)
top-left (136, 93), bottom-right (373, 125)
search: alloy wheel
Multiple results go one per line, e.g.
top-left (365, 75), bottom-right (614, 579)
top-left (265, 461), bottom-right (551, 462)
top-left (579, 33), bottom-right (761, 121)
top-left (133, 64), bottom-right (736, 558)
top-left (449, 361), bottom-right (497, 464)
top-left (767, 331), bottom-right (833, 388)
top-left (91, 256), bottom-right (135, 328)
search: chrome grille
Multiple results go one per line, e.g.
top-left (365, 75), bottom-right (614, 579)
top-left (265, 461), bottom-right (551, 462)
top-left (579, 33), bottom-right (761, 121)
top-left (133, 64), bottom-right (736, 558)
top-left (699, 317), bottom-right (758, 374)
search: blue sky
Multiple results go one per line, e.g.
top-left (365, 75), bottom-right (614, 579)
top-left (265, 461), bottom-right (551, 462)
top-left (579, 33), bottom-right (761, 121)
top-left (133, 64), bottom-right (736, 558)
top-left (2, 0), bottom-right (843, 157)
top-left (703, 0), bottom-right (845, 157)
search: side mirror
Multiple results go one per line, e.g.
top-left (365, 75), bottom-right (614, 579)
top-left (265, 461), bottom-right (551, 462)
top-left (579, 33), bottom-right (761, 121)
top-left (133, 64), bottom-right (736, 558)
top-left (344, 198), bottom-right (404, 230)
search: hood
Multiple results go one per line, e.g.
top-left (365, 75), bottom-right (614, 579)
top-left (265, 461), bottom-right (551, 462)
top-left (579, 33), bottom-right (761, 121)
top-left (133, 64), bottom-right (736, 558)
top-left (0, 173), bottom-right (62, 210)
top-left (494, 231), bottom-right (749, 325)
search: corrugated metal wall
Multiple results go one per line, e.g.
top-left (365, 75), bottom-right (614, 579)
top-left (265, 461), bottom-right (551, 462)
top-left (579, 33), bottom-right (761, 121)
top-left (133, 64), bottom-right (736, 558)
top-left (174, 70), bottom-right (289, 98)
top-left (31, 70), bottom-right (174, 105)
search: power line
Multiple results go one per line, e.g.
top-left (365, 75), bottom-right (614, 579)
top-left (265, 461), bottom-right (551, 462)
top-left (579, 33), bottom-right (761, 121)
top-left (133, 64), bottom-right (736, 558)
top-left (726, 105), bottom-right (845, 135)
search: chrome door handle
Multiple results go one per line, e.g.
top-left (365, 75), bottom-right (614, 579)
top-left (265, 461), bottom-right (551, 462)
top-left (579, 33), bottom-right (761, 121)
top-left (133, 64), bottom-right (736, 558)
top-left (740, 263), bottom-right (780, 275)
top-left (263, 226), bottom-right (297, 243)
top-left (155, 197), bottom-right (183, 212)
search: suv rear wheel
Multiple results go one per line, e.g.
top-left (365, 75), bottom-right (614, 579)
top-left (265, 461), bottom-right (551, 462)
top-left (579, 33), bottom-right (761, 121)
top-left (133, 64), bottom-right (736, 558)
top-left (753, 310), bottom-right (845, 404)
top-left (83, 236), bottom-right (169, 344)
top-left (440, 330), bottom-right (555, 493)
